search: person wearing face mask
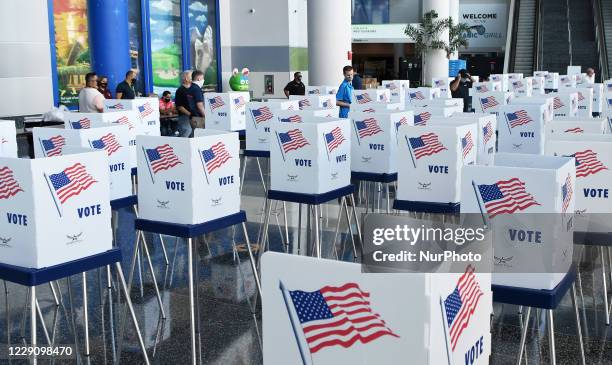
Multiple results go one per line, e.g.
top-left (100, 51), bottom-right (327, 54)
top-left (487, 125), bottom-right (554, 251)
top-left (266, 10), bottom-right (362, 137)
top-left (159, 91), bottom-right (176, 115)
top-left (97, 76), bottom-right (112, 99)
top-left (116, 70), bottom-right (137, 99)
top-left (450, 69), bottom-right (475, 112)
top-left (336, 65), bottom-right (354, 118)
top-left (283, 72), bottom-right (305, 97)
top-left (175, 70), bottom-right (206, 137)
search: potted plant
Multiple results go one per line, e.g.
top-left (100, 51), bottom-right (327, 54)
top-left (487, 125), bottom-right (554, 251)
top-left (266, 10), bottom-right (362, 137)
top-left (446, 18), bottom-right (471, 58)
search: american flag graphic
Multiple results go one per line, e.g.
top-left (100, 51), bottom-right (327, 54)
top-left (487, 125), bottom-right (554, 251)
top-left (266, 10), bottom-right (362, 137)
top-left (233, 95), bottom-right (246, 109)
top-left (409, 91), bottom-right (425, 100)
top-left (362, 108), bottom-right (376, 113)
top-left (483, 122), bottom-right (494, 144)
top-left (251, 106), bottom-right (274, 123)
top-left (107, 103), bottom-right (124, 110)
top-left (202, 142), bottom-right (231, 174)
top-left (324, 127), bottom-right (345, 152)
top-left (114, 115), bottom-right (134, 130)
top-left (608, 99), bottom-right (612, 107)
top-left (607, 83), bottom-right (612, 92)
top-left (434, 80), bottom-right (445, 87)
top-left (414, 112), bottom-right (431, 126)
top-left (91, 133), bottom-right (121, 156)
top-left (287, 105), bottom-right (296, 111)
top-left (286, 282), bottom-right (399, 354)
top-left (506, 110), bottom-right (533, 128)
top-left (577, 92), bottom-right (585, 101)
top-left (408, 133), bottom-right (447, 159)
top-left (298, 99), bottom-right (311, 108)
top-left (209, 96), bottom-right (225, 110)
top-left (49, 163), bottom-right (97, 204)
top-left (570, 149), bottom-right (608, 178)
top-left (322, 100), bottom-right (335, 109)
top-left (356, 93), bottom-right (372, 104)
top-left (145, 144), bottom-right (182, 174)
top-left (0, 137), bottom-right (6, 144)
top-left (41, 135), bottom-right (66, 157)
top-left (279, 129), bottom-right (309, 153)
top-left (395, 116), bottom-right (409, 131)
top-left (443, 265), bottom-right (484, 351)
top-left (462, 132), bottom-right (474, 158)
top-left (309, 89), bottom-right (320, 94)
top-left (138, 103), bottom-right (154, 118)
top-left (355, 118), bottom-right (383, 138)
top-left (379, 93), bottom-right (388, 102)
top-left (279, 115), bottom-right (302, 123)
top-left (512, 80), bottom-right (523, 89)
top-left (477, 178), bottom-right (540, 218)
top-left (71, 118), bottom-right (91, 129)
top-left (553, 97), bottom-right (565, 109)
top-left (475, 85), bottom-right (489, 93)
top-left (0, 167), bottom-right (24, 199)
top-left (480, 96), bottom-right (499, 110)
top-left (561, 174), bottom-right (573, 213)
top-left (386, 83), bottom-right (397, 90)
top-left (564, 127), bottom-right (584, 133)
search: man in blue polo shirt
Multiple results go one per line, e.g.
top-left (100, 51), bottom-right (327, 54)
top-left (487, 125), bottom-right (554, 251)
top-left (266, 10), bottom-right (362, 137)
top-left (336, 65), bottom-right (354, 118)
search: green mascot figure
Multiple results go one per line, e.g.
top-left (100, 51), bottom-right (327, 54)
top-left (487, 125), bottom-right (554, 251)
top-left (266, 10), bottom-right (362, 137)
top-left (229, 68), bottom-right (249, 91)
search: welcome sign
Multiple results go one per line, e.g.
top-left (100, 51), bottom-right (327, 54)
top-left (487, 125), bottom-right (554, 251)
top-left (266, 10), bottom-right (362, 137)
top-left (0, 148), bottom-right (111, 268)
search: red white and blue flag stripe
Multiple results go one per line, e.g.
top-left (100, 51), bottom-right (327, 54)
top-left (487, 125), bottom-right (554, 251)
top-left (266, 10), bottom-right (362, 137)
top-left (562, 174), bottom-right (573, 213)
top-left (298, 99), bottom-right (311, 108)
top-left (114, 115), bottom-right (134, 130)
top-left (286, 282), bottom-right (399, 354)
top-left (355, 94), bottom-right (372, 104)
top-left (409, 91), bottom-right (425, 100)
top-left (480, 96), bottom-right (499, 110)
top-left (477, 178), bottom-right (540, 218)
top-left (202, 142), bottom-right (231, 173)
top-left (461, 132), bottom-right (474, 158)
top-left (42, 135), bottom-right (66, 157)
top-left (209, 96), bottom-right (225, 110)
top-left (564, 127), bottom-right (583, 133)
top-left (324, 127), bottom-right (345, 152)
top-left (145, 144), bottom-right (182, 174)
top-left (483, 122), bottom-right (493, 144)
top-left (443, 265), bottom-right (484, 350)
top-left (475, 85), bottom-right (488, 93)
top-left (506, 110), bottom-right (533, 128)
top-left (553, 97), bottom-right (565, 109)
top-left (279, 129), bottom-right (309, 153)
top-left (233, 95), bottom-right (246, 109)
top-left (408, 133), bottom-right (447, 159)
top-left (571, 149), bottom-right (608, 178)
top-left (91, 133), bottom-right (121, 156)
top-left (279, 115), bottom-right (302, 123)
top-left (138, 103), bottom-right (154, 118)
top-left (355, 118), bottom-right (383, 138)
top-left (0, 167), bottom-right (24, 200)
top-left (49, 163), bottom-right (97, 204)
top-left (251, 106), bottom-right (274, 123)
top-left (414, 112), bottom-right (431, 126)
top-left (395, 116), bottom-right (409, 131)
top-left (107, 103), bottom-right (124, 110)
top-left (71, 118), bottom-right (91, 129)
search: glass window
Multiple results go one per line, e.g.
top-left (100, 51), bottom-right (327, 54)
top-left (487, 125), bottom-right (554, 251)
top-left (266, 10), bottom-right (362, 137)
top-left (53, 0), bottom-right (90, 107)
top-left (188, 0), bottom-right (219, 91)
top-left (150, 0), bottom-right (182, 95)
top-left (352, 0), bottom-right (390, 24)
top-left (128, 0), bottom-right (145, 96)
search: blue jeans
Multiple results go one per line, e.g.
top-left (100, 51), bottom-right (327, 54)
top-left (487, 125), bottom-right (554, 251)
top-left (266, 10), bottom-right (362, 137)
top-left (177, 115), bottom-right (193, 137)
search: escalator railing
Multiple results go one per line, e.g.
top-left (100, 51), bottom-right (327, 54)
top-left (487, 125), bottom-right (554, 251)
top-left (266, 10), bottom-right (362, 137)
top-left (593, 0), bottom-right (609, 80)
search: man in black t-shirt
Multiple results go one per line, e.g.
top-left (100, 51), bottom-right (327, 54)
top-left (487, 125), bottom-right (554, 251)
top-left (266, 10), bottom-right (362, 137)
top-left (175, 70), bottom-right (206, 137)
top-left (450, 69), bottom-right (475, 112)
top-left (283, 72), bottom-right (305, 97)
top-left (116, 70), bottom-right (137, 99)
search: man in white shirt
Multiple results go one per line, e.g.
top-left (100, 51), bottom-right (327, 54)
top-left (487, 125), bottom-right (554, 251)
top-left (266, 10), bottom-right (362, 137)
top-left (585, 68), bottom-right (596, 84)
top-left (78, 72), bottom-right (104, 112)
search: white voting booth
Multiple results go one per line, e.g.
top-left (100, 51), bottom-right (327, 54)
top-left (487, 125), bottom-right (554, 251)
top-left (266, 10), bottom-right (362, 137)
top-left (262, 252), bottom-right (492, 365)
top-left (381, 80), bottom-right (409, 104)
top-left (570, 88), bottom-right (594, 118)
top-left (544, 72), bottom-right (560, 90)
top-left (546, 134), bottom-right (612, 233)
top-left (0, 120), bottom-right (17, 158)
top-left (204, 92), bottom-right (250, 131)
top-left (461, 153), bottom-right (575, 289)
top-left (245, 101), bottom-right (299, 152)
top-left (497, 104), bottom-right (546, 154)
top-left (349, 111), bottom-right (414, 174)
top-left (546, 118), bottom-right (607, 135)
top-left (137, 131), bottom-right (240, 225)
top-left (431, 78), bottom-right (451, 98)
top-left (352, 89), bottom-right (391, 104)
top-left (270, 117), bottom-right (351, 195)
top-left (471, 81), bottom-right (502, 94)
top-left (559, 75), bottom-right (577, 89)
top-left (406, 87), bottom-right (441, 106)
top-left (472, 92), bottom-right (514, 114)
top-left (289, 95), bottom-right (337, 110)
top-left (412, 106), bottom-right (455, 121)
top-left (430, 113), bottom-right (497, 165)
top-left (103, 98), bottom-right (160, 135)
top-left (510, 78), bottom-right (532, 97)
top-left (511, 96), bottom-right (554, 122)
top-left (586, 83), bottom-right (604, 114)
top-left (0, 148), bottom-right (111, 268)
top-left (552, 92), bottom-right (579, 118)
top-left (33, 125), bottom-right (132, 200)
top-left (490, 74), bottom-right (510, 91)
top-left (532, 76), bottom-right (546, 94)
top-left (64, 111), bottom-right (143, 169)
top-left (350, 102), bottom-right (404, 113)
top-left (306, 86), bottom-right (337, 95)
top-left (396, 123), bottom-right (477, 204)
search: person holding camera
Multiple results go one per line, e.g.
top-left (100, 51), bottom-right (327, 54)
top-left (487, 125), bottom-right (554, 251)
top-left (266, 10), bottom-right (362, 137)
top-left (450, 69), bottom-right (475, 112)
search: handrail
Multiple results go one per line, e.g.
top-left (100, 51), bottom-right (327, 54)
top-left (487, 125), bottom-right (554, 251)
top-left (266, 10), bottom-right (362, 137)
top-left (593, 0), bottom-right (609, 80)
top-left (503, 0), bottom-right (517, 73)
top-left (534, 0), bottom-right (543, 71)
top-left (566, 0), bottom-right (573, 66)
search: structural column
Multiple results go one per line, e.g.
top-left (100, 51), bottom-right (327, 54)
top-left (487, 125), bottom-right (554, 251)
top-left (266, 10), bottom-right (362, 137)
top-left (422, 0), bottom-right (450, 83)
top-left (87, 0), bottom-right (131, 95)
top-left (307, 0), bottom-right (352, 87)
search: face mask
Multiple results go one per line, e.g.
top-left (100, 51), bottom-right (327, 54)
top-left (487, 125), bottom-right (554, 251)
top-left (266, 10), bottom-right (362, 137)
top-left (194, 80), bottom-right (204, 88)
top-left (163, 98), bottom-right (171, 102)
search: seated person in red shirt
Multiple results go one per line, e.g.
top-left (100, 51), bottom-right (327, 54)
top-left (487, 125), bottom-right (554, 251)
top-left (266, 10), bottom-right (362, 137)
top-left (159, 91), bottom-right (176, 115)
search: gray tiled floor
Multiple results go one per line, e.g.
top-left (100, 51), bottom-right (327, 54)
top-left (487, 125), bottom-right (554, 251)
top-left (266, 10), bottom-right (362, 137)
top-left (1, 156), bottom-right (612, 364)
